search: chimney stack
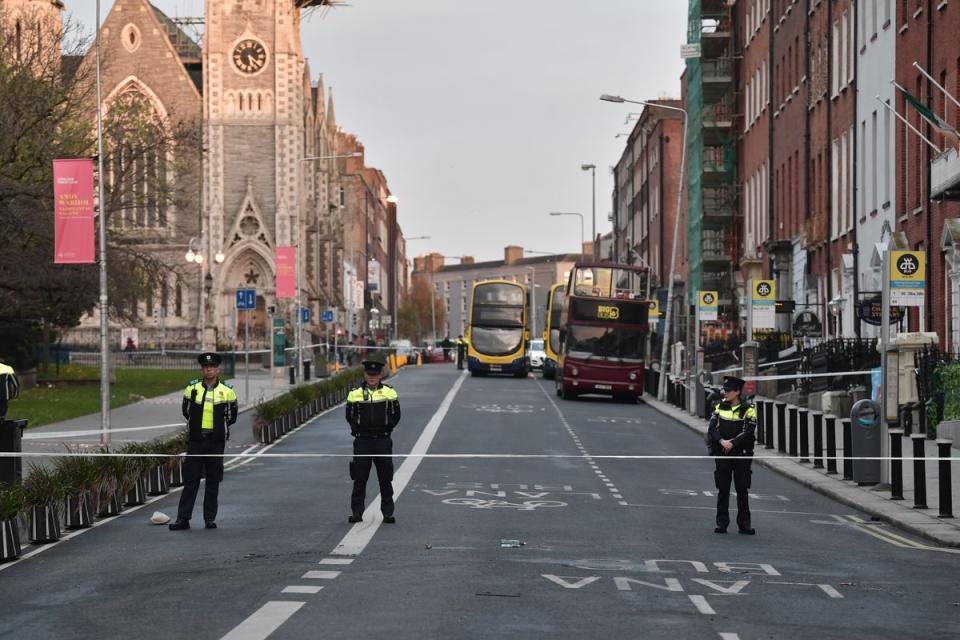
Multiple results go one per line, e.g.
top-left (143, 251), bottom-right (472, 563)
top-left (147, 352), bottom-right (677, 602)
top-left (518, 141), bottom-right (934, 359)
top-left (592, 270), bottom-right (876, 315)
top-left (504, 245), bottom-right (523, 265)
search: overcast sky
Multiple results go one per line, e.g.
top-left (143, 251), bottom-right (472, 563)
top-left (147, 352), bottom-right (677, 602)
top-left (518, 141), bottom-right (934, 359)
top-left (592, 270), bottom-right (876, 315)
top-left (67, 1), bottom-right (686, 263)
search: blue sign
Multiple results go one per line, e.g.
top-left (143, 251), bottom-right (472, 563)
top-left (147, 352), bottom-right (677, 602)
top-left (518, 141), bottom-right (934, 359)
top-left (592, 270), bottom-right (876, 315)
top-left (236, 288), bottom-right (256, 310)
top-left (301, 307), bottom-right (311, 323)
top-left (321, 309), bottom-right (335, 323)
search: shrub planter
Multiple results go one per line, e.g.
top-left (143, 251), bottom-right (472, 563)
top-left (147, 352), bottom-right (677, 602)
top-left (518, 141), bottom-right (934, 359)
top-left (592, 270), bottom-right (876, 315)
top-left (64, 492), bottom-right (94, 530)
top-left (123, 475), bottom-right (147, 507)
top-left (168, 458), bottom-right (184, 487)
top-left (0, 519), bottom-right (21, 562)
top-left (260, 421), bottom-right (274, 445)
top-left (270, 419), bottom-right (280, 441)
top-left (96, 493), bottom-right (123, 518)
top-left (147, 465), bottom-right (169, 495)
top-left (29, 505), bottom-right (61, 544)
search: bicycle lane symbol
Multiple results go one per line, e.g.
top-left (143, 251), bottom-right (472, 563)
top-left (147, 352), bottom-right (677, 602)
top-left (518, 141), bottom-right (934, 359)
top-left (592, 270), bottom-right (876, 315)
top-left (442, 498), bottom-right (568, 511)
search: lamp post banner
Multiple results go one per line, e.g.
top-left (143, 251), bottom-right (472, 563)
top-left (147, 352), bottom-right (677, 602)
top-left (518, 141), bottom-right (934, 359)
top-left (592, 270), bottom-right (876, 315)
top-left (53, 158), bottom-right (96, 264)
top-left (276, 246), bottom-right (296, 299)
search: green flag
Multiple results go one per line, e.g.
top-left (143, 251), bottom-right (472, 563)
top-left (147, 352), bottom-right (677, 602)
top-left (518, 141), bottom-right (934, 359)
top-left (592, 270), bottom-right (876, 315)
top-left (897, 85), bottom-right (960, 138)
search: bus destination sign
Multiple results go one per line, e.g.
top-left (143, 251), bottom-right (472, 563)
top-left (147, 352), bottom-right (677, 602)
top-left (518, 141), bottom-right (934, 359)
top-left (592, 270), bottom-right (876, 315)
top-left (571, 298), bottom-right (647, 325)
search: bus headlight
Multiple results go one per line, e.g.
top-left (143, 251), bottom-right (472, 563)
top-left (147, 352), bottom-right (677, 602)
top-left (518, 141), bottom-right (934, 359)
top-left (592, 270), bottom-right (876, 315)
top-left (629, 372), bottom-right (637, 381)
top-left (571, 367), bottom-right (579, 377)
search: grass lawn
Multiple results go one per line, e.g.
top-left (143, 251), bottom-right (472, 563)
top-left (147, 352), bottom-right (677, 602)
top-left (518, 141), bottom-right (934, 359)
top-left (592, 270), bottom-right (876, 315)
top-left (16, 366), bottom-right (195, 428)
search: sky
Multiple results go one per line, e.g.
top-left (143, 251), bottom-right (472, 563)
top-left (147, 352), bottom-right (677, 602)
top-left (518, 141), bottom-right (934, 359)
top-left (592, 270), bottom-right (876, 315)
top-left (66, 0), bottom-right (687, 263)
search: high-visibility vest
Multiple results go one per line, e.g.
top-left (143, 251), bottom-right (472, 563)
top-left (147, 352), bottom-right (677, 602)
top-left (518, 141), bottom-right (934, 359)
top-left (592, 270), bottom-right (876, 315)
top-left (0, 363), bottom-right (19, 401)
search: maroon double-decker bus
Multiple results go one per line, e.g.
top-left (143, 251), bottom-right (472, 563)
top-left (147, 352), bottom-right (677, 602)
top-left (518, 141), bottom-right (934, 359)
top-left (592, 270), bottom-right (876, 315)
top-left (554, 263), bottom-right (650, 403)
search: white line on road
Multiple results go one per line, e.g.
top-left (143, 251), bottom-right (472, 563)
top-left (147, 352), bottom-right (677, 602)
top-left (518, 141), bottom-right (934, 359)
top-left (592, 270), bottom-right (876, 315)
top-left (318, 558), bottom-right (353, 565)
top-left (689, 595), bottom-right (715, 614)
top-left (332, 370), bottom-right (468, 557)
top-left (302, 570), bottom-right (341, 580)
top-left (718, 634), bottom-right (741, 640)
top-left (281, 586), bottom-right (323, 594)
top-left (220, 601), bottom-right (305, 640)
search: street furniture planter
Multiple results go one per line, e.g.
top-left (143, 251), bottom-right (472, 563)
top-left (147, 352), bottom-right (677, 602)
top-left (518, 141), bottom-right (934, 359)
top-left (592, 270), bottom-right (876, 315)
top-left (0, 518), bottom-right (21, 562)
top-left (64, 491), bottom-right (94, 530)
top-left (147, 464), bottom-right (169, 495)
top-left (29, 505), bottom-right (61, 544)
top-left (96, 493), bottom-right (122, 518)
top-left (124, 475), bottom-right (147, 506)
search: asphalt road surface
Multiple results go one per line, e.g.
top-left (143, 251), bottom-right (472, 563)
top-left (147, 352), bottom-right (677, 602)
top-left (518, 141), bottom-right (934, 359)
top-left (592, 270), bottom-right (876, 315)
top-left (1, 365), bottom-right (958, 639)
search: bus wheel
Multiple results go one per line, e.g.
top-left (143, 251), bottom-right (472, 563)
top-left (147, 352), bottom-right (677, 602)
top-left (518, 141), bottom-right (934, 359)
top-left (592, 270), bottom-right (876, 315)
top-left (561, 386), bottom-right (577, 401)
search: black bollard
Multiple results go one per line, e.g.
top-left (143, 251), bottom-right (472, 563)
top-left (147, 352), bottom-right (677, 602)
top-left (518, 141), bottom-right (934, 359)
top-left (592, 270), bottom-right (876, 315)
top-left (765, 401), bottom-right (775, 450)
top-left (911, 434), bottom-right (928, 509)
top-left (776, 402), bottom-right (787, 453)
top-left (812, 411), bottom-right (824, 468)
top-left (788, 406), bottom-right (799, 458)
top-left (841, 419), bottom-right (853, 481)
top-left (799, 408), bottom-right (810, 463)
top-left (756, 400), bottom-right (765, 445)
top-left (825, 416), bottom-right (838, 475)
top-left (937, 439), bottom-right (954, 519)
top-left (889, 428), bottom-right (904, 501)
top-left (289, 365), bottom-right (296, 386)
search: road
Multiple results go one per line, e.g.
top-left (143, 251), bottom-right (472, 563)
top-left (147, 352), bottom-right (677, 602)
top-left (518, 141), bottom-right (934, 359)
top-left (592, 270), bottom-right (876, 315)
top-left (1, 365), bottom-right (958, 639)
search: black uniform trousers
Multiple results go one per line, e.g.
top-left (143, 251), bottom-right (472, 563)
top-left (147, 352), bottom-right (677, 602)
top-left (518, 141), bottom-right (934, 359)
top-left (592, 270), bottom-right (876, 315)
top-left (350, 436), bottom-right (394, 517)
top-left (456, 345), bottom-right (466, 370)
top-left (714, 457), bottom-right (752, 531)
top-left (177, 437), bottom-right (225, 523)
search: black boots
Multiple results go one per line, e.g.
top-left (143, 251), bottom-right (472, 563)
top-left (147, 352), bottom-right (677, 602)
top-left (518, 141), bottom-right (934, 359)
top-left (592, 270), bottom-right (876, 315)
top-left (169, 520), bottom-right (190, 531)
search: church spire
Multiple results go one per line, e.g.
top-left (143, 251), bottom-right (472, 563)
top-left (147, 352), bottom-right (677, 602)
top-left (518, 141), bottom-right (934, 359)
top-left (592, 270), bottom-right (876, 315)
top-left (327, 87), bottom-right (336, 128)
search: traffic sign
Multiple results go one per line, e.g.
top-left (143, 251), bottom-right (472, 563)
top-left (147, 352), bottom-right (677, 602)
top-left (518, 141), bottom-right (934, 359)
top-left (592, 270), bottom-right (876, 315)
top-left (751, 280), bottom-right (776, 330)
top-left (301, 307), bottom-right (311, 323)
top-left (236, 288), bottom-right (256, 310)
top-left (889, 250), bottom-right (925, 307)
top-left (698, 290), bottom-right (718, 321)
top-left (321, 309), bottom-right (336, 323)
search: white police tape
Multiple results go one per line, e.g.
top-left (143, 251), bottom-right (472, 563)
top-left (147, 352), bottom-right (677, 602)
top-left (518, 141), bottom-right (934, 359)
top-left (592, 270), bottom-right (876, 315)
top-left (743, 370), bottom-right (872, 382)
top-left (0, 452), bottom-right (943, 462)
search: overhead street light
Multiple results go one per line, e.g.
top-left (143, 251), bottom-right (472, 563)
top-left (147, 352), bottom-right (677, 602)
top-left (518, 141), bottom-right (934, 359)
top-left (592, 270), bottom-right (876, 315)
top-left (548, 212), bottom-right (585, 262)
top-left (601, 93), bottom-right (688, 403)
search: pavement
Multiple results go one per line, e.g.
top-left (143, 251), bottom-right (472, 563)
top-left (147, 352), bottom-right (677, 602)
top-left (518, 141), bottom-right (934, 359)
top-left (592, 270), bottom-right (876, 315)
top-left (642, 395), bottom-right (960, 548)
top-left (19, 370), bottom-right (293, 455)
top-left (1, 364), bottom-right (959, 639)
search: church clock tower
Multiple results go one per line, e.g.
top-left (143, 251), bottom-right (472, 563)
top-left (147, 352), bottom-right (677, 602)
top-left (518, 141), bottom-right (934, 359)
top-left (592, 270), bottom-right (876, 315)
top-left (204, 0), bottom-right (308, 336)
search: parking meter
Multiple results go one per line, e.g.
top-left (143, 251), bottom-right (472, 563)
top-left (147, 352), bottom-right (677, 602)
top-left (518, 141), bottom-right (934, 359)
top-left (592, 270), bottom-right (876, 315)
top-left (850, 399), bottom-right (882, 485)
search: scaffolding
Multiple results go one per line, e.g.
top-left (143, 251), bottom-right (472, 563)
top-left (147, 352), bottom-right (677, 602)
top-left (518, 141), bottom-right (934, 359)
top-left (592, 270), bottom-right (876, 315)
top-left (685, 0), bottom-right (737, 307)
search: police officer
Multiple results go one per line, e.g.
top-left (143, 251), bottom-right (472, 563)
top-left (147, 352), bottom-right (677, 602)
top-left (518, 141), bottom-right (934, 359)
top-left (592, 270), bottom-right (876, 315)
top-left (455, 335), bottom-right (467, 370)
top-left (0, 359), bottom-right (19, 421)
top-left (170, 352), bottom-right (238, 531)
top-left (707, 375), bottom-right (757, 535)
top-left (346, 353), bottom-right (401, 523)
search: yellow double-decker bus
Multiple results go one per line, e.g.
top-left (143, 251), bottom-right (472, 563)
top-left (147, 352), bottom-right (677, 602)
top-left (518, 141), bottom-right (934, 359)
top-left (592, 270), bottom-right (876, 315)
top-left (541, 283), bottom-right (566, 380)
top-left (466, 280), bottom-right (529, 377)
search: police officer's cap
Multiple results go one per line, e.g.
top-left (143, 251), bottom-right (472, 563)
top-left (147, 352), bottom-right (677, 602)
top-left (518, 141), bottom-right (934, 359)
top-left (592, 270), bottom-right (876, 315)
top-left (198, 352), bottom-right (222, 367)
top-left (722, 375), bottom-right (745, 392)
top-left (362, 353), bottom-right (386, 374)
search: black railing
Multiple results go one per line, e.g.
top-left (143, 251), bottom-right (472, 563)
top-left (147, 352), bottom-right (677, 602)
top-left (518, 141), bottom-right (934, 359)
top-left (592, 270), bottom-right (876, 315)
top-left (798, 338), bottom-right (879, 395)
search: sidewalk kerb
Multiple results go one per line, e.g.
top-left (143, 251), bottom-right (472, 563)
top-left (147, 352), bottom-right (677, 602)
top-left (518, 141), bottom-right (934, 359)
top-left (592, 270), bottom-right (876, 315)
top-left (641, 395), bottom-right (960, 549)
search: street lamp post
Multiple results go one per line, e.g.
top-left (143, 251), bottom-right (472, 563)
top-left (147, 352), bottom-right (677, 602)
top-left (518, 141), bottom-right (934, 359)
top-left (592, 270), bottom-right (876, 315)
top-left (581, 164), bottom-right (596, 256)
top-left (548, 212), bottom-right (585, 262)
top-left (186, 237), bottom-right (224, 352)
top-left (601, 94), bottom-right (688, 402)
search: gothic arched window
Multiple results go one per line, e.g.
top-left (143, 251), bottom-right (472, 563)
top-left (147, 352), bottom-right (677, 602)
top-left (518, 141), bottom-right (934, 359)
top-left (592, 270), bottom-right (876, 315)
top-left (105, 86), bottom-right (170, 230)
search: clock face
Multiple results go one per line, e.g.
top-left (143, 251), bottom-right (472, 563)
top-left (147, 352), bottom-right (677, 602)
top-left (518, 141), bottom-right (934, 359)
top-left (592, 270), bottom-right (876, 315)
top-left (232, 39), bottom-right (267, 74)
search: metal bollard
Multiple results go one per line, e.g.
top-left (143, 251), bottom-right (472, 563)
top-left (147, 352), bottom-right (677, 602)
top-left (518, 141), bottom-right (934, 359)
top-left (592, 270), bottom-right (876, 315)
top-left (755, 400), bottom-right (765, 445)
top-left (937, 439), bottom-right (954, 518)
top-left (765, 402), bottom-right (775, 450)
top-left (788, 406), bottom-right (799, 458)
top-left (825, 416), bottom-right (838, 475)
top-left (289, 365), bottom-right (296, 386)
top-left (812, 411), bottom-right (824, 468)
top-left (799, 408), bottom-right (810, 463)
top-left (889, 428), bottom-right (904, 500)
top-left (911, 434), bottom-right (928, 509)
top-left (776, 402), bottom-right (787, 453)
top-left (841, 419), bottom-right (853, 481)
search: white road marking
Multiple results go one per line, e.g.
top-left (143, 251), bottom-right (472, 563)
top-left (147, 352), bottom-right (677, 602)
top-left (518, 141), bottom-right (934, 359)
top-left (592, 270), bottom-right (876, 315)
top-left (302, 570), bottom-right (341, 580)
top-left (612, 494), bottom-right (623, 499)
top-left (768, 581), bottom-right (844, 598)
top-left (281, 586), bottom-right (323, 594)
top-left (331, 371), bottom-right (468, 556)
top-left (719, 634), bottom-right (741, 640)
top-left (689, 595), bottom-right (716, 614)
top-left (318, 558), bottom-right (353, 565)
top-left (220, 601), bottom-right (305, 640)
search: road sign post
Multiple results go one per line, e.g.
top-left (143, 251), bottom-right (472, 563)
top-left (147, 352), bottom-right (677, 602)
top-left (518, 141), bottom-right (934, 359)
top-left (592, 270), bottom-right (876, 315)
top-left (236, 288), bottom-right (256, 401)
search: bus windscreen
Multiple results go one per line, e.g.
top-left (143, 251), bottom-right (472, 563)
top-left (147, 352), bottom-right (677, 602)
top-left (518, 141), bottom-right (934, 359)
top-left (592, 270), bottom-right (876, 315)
top-left (564, 325), bottom-right (645, 363)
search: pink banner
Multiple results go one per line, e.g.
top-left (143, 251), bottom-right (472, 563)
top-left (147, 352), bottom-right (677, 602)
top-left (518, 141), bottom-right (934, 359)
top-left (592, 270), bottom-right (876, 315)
top-left (53, 158), bottom-right (96, 264)
top-left (276, 246), bottom-right (296, 299)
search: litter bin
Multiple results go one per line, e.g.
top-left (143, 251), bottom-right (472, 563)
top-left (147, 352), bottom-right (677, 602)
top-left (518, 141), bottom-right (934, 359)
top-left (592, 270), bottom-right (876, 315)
top-left (303, 360), bottom-right (311, 382)
top-left (850, 399), bottom-right (882, 485)
top-left (0, 419), bottom-right (27, 485)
